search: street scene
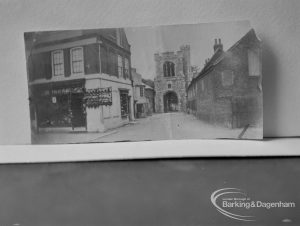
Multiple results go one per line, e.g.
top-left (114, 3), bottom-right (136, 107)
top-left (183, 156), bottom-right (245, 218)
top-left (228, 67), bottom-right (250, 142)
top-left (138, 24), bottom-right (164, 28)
top-left (25, 21), bottom-right (263, 144)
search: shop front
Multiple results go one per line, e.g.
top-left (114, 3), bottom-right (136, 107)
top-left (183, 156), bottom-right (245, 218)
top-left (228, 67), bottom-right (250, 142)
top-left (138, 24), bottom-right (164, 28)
top-left (119, 89), bottom-right (132, 121)
top-left (31, 79), bottom-right (86, 132)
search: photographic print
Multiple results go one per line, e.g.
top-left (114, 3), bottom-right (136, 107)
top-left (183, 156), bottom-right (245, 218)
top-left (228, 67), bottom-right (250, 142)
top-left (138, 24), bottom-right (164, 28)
top-left (24, 21), bottom-right (263, 144)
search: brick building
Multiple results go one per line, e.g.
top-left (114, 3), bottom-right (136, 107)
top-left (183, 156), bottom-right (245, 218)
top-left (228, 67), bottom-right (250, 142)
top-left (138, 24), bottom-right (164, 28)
top-left (154, 45), bottom-right (192, 113)
top-left (25, 28), bottom-right (135, 133)
top-left (187, 29), bottom-right (262, 128)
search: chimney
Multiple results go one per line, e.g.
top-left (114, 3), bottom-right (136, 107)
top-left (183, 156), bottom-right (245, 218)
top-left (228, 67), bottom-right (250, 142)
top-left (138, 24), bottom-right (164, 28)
top-left (213, 39), bottom-right (218, 52)
top-left (213, 38), bottom-right (223, 52)
top-left (218, 38), bottom-right (223, 51)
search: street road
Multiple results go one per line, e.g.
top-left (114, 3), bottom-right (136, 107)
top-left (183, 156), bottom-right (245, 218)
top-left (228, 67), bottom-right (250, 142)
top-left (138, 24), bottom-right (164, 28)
top-left (94, 112), bottom-right (260, 142)
top-left (32, 112), bottom-right (261, 144)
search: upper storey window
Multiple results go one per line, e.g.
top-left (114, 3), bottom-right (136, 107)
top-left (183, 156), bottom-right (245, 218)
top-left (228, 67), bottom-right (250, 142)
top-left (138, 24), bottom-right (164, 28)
top-left (248, 48), bottom-right (261, 76)
top-left (116, 29), bottom-right (124, 48)
top-left (124, 58), bottom-right (129, 79)
top-left (222, 70), bottom-right (234, 87)
top-left (71, 47), bottom-right (84, 74)
top-left (117, 55), bottom-right (123, 78)
top-left (163, 61), bottom-right (175, 77)
top-left (52, 50), bottom-right (64, 76)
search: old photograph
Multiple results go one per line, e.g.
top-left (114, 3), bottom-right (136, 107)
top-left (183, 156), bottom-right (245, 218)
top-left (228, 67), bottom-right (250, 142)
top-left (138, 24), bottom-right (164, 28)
top-left (24, 21), bottom-right (263, 144)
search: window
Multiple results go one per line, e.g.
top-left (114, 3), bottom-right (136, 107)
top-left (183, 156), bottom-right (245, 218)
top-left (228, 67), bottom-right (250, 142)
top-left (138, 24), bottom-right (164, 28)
top-left (248, 49), bottom-right (261, 76)
top-left (116, 29), bottom-right (124, 47)
top-left (221, 70), bottom-right (234, 86)
top-left (163, 61), bottom-right (175, 77)
top-left (52, 50), bottom-right (64, 76)
top-left (168, 83), bottom-right (172, 89)
top-left (117, 55), bottom-right (123, 78)
top-left (116, 29), bottom-right (121, 46)
top-left (108, 49), bottom-right (117, 76)
top-left (124, 58), bottom-right (129, 79)
top-left (71, 47), bottom-right (84, 74)
top-left (140, 86), bottom-right (144, 97)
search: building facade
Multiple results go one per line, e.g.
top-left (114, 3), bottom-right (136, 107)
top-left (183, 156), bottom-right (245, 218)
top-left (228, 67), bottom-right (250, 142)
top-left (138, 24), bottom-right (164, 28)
top-left (142, 79), bottom-right (155, 116)
top-left (154, 45), bottom-right (192, 113)
top-left (26, 28), bottom-right (135, 133)
top-left (131, 68), bottom-right (147, 118)
top-left (187, 29), bottom-right (262, 129)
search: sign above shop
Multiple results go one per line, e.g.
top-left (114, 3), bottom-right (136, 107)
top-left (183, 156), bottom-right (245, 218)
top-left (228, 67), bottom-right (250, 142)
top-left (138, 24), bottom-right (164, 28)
top-left (84, 87), bottom-right (112, 108)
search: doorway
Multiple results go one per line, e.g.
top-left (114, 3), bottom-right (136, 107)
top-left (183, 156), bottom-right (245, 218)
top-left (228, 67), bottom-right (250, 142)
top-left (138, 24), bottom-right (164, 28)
top-left (70, 93), bottom-right (86, 129)
top-left (163, 91), bottom-right (178, 112)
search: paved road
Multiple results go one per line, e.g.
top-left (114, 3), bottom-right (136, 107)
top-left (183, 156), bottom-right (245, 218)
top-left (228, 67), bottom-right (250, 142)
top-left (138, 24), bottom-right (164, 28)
top-left (94, 112), bottom-right (261, 142)
top-left (32, 112), bottom-right (261, 144)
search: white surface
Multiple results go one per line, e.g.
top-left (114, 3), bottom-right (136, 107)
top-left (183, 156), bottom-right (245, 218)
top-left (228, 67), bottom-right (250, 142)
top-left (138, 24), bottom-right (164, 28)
top-left (0, 138), bottom-right (299, 163)
top-left (0, 0), bottom-right (300, 145)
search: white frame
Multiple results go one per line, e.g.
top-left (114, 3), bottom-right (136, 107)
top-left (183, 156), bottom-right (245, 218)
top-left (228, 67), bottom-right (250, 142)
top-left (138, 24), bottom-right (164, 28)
top-left (51, 49), bottom-right (64, 77)
top-left (117, 54), bottom-right (123, 78)
top-left (124, 58), bottom-right (129, 78)
top-left (70, 47), bottom-right (84, 75)
top-left (248, 49), bottom-right (261, 77)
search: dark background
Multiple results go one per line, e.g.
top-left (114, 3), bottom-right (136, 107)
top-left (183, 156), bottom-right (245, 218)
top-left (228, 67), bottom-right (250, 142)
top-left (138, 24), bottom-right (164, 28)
top-left (0, 158), bottom-right (299, 226)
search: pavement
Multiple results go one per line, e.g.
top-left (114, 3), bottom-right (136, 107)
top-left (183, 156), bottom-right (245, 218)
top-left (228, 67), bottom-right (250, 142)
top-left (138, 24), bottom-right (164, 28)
top-left (32, 112), bottom-right (262, 144)
top-left (31, 130), bottom-right (118, 145)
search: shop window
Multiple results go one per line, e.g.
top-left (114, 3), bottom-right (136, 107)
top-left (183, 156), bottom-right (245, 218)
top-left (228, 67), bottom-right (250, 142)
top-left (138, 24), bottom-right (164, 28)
top-left (222, 70), bottom-right (234, 87)
top-left (37, 94), bottom-right (71, 127)
top-left (52, 50), bottom-right (64, 76)
top-left (163, 61), bottom-right (175, 77)
top-left (248, 49), bottom-right (261, 76)
top-left (71, 47), bottom-right (84, 74)
top-left (120, 92), bottom-right (129, 119)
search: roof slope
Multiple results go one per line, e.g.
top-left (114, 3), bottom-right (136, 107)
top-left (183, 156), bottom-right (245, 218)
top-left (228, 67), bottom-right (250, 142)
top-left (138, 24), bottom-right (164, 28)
top-left (189, 28), bottom-right (260, 89)
top-left (142, 79), bottom-right (154, 88)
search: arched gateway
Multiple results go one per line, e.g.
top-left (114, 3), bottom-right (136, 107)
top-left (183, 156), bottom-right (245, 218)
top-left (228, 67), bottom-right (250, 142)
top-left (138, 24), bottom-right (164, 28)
top-left (163, 91), bottom-right (178, 112)
top-left (154, 45), bottom-right (192, 113)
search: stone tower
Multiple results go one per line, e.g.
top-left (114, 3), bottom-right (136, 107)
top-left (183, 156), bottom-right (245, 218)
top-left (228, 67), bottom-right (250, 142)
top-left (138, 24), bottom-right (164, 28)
top-left (154, 45), bottom-right (192, 113)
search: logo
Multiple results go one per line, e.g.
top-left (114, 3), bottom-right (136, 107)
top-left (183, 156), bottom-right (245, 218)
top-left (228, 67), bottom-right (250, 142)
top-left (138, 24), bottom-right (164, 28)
top-left (211, 188), bottom-right (296, 222)
top-left (211, 188), bottom-right (255, 221)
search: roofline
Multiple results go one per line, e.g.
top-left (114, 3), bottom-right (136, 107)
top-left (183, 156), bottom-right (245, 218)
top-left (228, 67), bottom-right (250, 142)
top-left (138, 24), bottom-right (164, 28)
top-left (188, 28), bottom-right (260, 90)
top-left (31, 31), bottom-right (131, 54)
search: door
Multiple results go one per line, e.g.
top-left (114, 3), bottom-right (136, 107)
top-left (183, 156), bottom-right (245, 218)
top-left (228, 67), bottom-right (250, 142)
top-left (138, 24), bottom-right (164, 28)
top-left (70, 93), bottom-right (86, 129)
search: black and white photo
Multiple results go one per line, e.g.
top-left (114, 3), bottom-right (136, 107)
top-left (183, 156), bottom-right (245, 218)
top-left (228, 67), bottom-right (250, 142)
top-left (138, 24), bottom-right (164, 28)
top-left (24, 21), bottom-right (263, 144)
